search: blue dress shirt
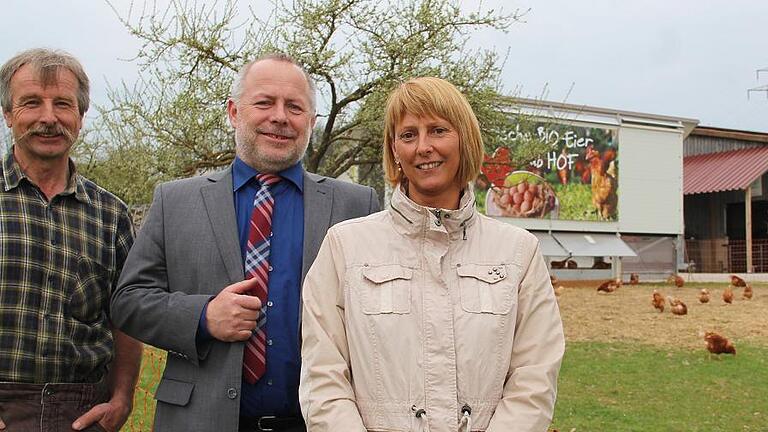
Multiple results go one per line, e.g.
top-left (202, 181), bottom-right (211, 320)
top-left (199, 156), bottom-right (304, 418)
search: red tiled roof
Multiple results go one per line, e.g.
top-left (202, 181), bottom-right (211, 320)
top-left (684, 146), bottom-right (768, 195)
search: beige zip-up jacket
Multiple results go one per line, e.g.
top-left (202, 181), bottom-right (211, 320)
top-left (300, 186), bottom-right (565, 432)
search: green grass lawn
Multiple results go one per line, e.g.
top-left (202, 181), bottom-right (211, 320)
top-left (125, 341), bottom-right (768, 431)
top-left (551, 341), bottom-right (768, 432)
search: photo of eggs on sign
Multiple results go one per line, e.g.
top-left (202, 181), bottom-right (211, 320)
top-left (485, 171), bottom-right (559, 218)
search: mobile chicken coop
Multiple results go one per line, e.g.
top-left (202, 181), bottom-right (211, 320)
top-left (478, 98), bottom-right (698, 281)
top-left (683, 126), bottom-right (768, 274)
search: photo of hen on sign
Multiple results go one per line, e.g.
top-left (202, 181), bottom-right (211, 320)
top-left (477, 122), bottom-right (619, 222)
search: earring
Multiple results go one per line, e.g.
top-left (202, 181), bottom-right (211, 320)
top-left (396, 161), bottom-right (402, 172)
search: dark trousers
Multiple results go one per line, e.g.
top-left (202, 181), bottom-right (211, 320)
top-left (238, 416), bottom-right (306, 432)
top-left (0, 381), bottom-right (109, 432)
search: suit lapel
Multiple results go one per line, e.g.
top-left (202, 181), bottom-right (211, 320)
top-left (302, 172), bottom-right (333, 281)
top-left (201, 168), bottom-right (244, 284)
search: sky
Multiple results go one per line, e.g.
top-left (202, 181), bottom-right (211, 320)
top-left (2, 0), bottom-right (768, 132)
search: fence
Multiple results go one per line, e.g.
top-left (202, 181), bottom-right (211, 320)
top-left (685, 238), bottom-right (768, 273)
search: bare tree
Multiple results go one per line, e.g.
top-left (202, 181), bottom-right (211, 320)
top-left (82, 0), bottom-right (541, 204)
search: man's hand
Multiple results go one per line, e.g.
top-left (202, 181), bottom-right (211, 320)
top-left (0, 415), bottom-right (6, 430)
top-left (72, 396), bottom-right (131, 432)
top-left (205, 278), bottom-right (263, 342)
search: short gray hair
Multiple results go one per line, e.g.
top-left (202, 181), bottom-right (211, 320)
top-left (230, 53), bottom-right (316, 113)
top-left (0, 48), bottom-right (90, 117)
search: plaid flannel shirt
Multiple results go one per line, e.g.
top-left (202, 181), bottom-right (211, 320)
top-left (0, 149), bottom-right (134, 383)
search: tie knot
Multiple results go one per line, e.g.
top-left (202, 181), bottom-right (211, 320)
top-left (256, 173), bottom-right (282, 188)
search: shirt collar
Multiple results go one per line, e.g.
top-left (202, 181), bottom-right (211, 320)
top-left (1, 149), bottom-right (23, 191)
top-left (2, 146), bottom-right (90, 204)
top-left (389, 182), bottom-right (477, 239)
top-left (232, 156), bottom-right (304, 192)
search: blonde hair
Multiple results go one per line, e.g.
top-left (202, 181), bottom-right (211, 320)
top-left (382, 77), bottom-right (484, 187)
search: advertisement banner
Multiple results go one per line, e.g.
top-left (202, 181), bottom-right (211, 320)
top-left (477, 122), bottom-right (619, 221)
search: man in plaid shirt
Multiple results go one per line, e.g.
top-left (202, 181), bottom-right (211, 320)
top-left (0, 48), bottom-right (142, 431)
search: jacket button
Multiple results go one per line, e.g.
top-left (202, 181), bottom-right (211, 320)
top-left (227, 388), bottom-right (238, 399)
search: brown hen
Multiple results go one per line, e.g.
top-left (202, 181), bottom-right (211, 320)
top-left (668, 296), bottom-right (687, 316)
top-left (698, 289), bottom-right (710, 304)
top-left (666, 274), bottom-right (684, 288)
top-left (704, 332), bottom-right (736, 356)
top-left (742, 284), bottom-right (753, 300)
top-left (651, 290), bottom-right (665, 312)
top-left (723, 286), bottom-right (734, 304)
top-left (597, 279), bottom-right (621, 293)
top-left (585, 145), bottom-right (618, 220)
top-left (730, 275), bottom-right (747, 287)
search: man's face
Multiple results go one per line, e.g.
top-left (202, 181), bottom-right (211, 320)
top-left (3, 64), bottom-right (82, 165)
top-left (227, 59), bottom-right (316, 173)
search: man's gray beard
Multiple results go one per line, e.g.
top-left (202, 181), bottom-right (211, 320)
top-left (234, 127), bottom-right (308, 174)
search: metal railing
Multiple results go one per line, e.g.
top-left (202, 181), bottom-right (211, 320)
top-left (685, 238), bottom-right (768, 273)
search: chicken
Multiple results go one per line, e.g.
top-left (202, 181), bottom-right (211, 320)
top-left (629, 273), bottom-right (639, 285)
top-left (666, 274), bottom-right (684, 288)
top-left (651, 290), bottom-right (665, 312)
top-left (668, 296), bottom-right (688, 315)
top-left (698, 289), bottom-right (710, 304)
top-left (742, 284), bottom-right (753, 300)
top-left (591, 258), bottom-right (611, 269)
top-left (704, 332), bottom-right (736, 356)
top-left (573, 159), bottom-right (590, 184)
top-left (554, 285), bottom-right (565, 297)
top-left (597, 278), bottom-right (621, 293)
top-left (730, 275), bottom-right (747, 287)
top-left (585, 145), bottom-right (618, 220)
top-left (602, 147), bottom-right (617, 166)
top-left (723, 286), bottom-right (734, 304)
top-left (552, 257), bottom-right (578, 269)
top-left (550, 275), bottom-right (559, 286)
top-left (550, 258), bottom-right (566, 269)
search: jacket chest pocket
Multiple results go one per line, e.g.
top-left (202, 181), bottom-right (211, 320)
top-left (358, 264), bottom-right (413, 315)
top-left (457, 263), bottom-right (514, 314)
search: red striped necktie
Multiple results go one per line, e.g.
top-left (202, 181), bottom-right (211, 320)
top-left (242, 173), bottom-right (282, 384)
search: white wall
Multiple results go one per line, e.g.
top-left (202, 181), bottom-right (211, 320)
top-left (616, 125), bottom-right (684, 234)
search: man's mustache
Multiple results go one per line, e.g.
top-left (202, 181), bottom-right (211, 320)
top-left (16, 123), bottom-right (76, 144)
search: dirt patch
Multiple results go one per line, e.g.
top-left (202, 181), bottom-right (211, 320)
top-left (555, 281), bottom-right (768, 350)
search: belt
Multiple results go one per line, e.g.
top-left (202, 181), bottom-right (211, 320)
top-left (239, 416), bottom-right (305, 432)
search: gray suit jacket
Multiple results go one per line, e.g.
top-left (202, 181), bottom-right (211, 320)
top-left (110, 167), bottom-right (379, 432)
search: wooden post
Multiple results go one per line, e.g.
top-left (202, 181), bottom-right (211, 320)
top-left (746, 186), bottom-right (753, 273)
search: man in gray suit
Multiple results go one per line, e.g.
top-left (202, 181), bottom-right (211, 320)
top-left (110, 54), bottom-right (379, 432)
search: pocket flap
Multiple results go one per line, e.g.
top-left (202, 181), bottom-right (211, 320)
top-left (155, 378), bottom-right (195, 406)
top-left (457, 263), bottom-right (507, 284)
top-left (362, 264), bottom-right (413, 284)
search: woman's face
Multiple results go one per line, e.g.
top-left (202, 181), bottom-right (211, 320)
top-left (392, 113), bottom-right (462, 209)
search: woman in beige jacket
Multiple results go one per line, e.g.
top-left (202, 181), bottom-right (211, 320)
top-left (300, 77), bottom-right (565, 432)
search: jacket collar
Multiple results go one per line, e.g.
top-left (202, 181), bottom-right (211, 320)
top-left (389, 183), bottom-right (477, 239)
